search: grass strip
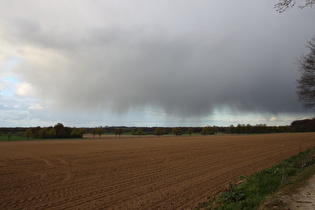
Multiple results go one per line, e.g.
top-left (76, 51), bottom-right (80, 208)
top-left (0, 135), bottom-right (36, 141)
top-left (197, 146), bottom-right (315, 210)
top-left (259, 163), bottom-right (315, 209)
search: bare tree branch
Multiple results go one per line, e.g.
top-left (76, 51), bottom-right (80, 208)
top-left (274, 0), bottom-right (315, 13)
top-left (297, 36), bottom-right (315, 109)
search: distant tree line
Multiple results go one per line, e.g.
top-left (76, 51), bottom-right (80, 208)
top-left (291, 119), bottom-right (315, 132)
top-left (228, 124), bottom-right (293, 134)
top-left (14, 123), bottom-right (85, 139)
top-left (2, 119), bottom-right (315, 141)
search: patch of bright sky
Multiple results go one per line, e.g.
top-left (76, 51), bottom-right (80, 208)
top-left (0, 56), bottom-right (48, 127)
top-left (211, 107), bottom-right (314, 127)
top-left (0, 56), bottom-right (21, 96)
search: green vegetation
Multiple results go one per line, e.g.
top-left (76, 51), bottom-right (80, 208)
top-left (71, 128), bottom-right (80, 136)
top-left (114, 128), bottom-right (123, 138)
top-left (1, 120), bottom-right (314, 142)
top-left (0, 135), bottom-right (35, 141)
top-left (0, 123), bottom-right (85, 141)
top-left (92, 129), bottom-right (97, 138)
top-left (24, 129), bottom-right (33, 139)
top-left (172, 127), bottom-right (182, 136)
top-left (7, 132), bottom-right (12, 140)
top-left (197, 146), bottom-right (315, 210)
top-left (96, 127), bottom-right (105, 138)
top-left (39, 128), bottom-right (48, 139)
top-left (187, 127), bottom-right (194, 136)
top-left (136, 128), bottom-right (144, 137)
top-left (201, 126), bottom-right (218, 135)
top-left (154, 127), bottom-right (163, 137)
top-left (201, 126), bottom-right (210, 135)
top-left (229, 124), bottom-right (293, 134)
top-left (1, 120), bottom-right (313, 142)
top-left (260, 163), bottom-right (315, 209)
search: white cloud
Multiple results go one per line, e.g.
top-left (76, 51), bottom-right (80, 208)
top-left (270, 117), bottom-right (277, 122)
top-left (15, 83), bottom-right (36, 97)
top-left (28, 104), bottom-right (43, 110)
top-left (0, 43), bottom-right (18, 62)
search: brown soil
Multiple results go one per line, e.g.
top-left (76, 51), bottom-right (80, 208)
top-left (0, 133), bottom-right (314, 209)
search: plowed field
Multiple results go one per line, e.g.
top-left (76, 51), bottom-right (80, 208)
top-left (0, 133), bottom-right (314, 209)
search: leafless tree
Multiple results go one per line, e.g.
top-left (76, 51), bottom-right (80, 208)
top-left (297, 36), bottom-right (315, 109)
top-left (274, 0), bottom-right (315, 13)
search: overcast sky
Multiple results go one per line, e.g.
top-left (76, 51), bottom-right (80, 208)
top-left (0, 0), bottom-right (314, 127)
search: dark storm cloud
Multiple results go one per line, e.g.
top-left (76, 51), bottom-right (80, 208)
top-left (1, 0), bottom-right (315, 118)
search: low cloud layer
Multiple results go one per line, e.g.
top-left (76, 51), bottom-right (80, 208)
top-left (1, 0), bottom-right (315, 124)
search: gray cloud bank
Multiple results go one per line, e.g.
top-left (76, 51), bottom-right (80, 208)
top-left (1, 0), bottom-right (315, 118)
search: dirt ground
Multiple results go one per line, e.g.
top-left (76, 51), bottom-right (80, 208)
top-left (0, 133), bottom-right (314, 209)
top-left (283, 174), bottom-right (315, 209)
